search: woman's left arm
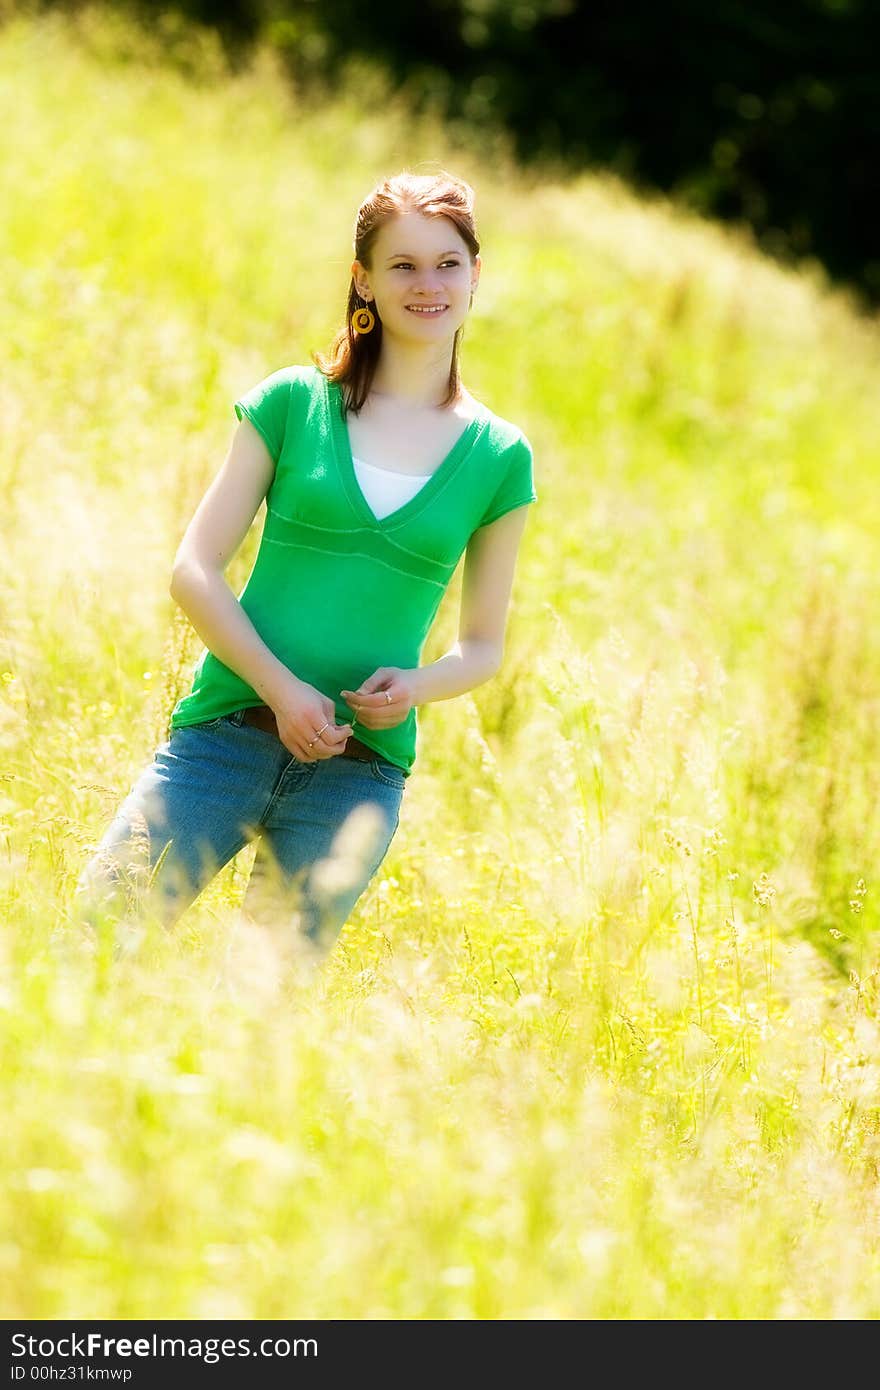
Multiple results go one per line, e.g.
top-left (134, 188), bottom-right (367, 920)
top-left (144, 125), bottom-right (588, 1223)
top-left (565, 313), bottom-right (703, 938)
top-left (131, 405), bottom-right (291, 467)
top-left (413, 505), bottom-right (531, 702)
top-left (341, 506), bottom-right (531, 724)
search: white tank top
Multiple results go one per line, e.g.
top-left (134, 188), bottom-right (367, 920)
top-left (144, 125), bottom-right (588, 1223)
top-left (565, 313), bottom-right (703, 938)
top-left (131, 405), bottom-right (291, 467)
top-left (352, 456), bottom-right (433, 520)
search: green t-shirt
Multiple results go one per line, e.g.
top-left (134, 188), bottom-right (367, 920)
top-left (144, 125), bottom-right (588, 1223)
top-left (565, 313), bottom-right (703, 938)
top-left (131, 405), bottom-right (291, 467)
top-left (169, 364), bottom-right (537, 774)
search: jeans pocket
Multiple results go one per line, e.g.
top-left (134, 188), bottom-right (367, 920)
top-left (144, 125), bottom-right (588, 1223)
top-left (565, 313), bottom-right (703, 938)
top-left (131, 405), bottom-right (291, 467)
top-left (369, 757), bottom-right (407, 790)
top-left (191, 709), bottom-right (247, 731)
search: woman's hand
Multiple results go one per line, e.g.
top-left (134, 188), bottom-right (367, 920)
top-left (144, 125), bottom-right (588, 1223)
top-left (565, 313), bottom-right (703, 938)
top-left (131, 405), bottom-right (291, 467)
top-left (271, 677), bottom-right (353, 762)
top-left (340, 667), bottom-right (417, 730)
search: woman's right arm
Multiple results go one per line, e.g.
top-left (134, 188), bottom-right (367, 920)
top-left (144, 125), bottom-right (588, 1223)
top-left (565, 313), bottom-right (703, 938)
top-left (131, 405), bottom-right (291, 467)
top-left (169, 417), bottom-right (352, 760)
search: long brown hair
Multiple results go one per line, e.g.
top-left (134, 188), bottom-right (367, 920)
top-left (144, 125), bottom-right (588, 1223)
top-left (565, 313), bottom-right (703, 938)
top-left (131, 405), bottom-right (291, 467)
top-left (312, 169), bottom-right (480, 416)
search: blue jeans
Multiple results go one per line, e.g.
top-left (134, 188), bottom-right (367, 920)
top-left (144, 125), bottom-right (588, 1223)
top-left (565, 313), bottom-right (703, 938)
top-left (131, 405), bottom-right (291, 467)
top-left (73, 708), bottom-right (406, 954)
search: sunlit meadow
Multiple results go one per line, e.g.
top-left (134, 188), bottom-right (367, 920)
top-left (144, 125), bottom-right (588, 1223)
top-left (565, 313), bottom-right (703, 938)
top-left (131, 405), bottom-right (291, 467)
top-left (1, 4), bottom-right (879, 1318)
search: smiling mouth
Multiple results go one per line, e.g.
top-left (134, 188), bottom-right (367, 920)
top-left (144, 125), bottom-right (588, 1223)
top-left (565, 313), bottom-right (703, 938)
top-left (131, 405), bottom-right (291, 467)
top-left (406, 305), bottom-right (449, 314)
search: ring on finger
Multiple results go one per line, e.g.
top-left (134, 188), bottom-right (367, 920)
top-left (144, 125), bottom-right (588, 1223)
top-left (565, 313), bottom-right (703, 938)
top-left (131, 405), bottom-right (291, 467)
top-left (306, 720), bottom-right (330, 749)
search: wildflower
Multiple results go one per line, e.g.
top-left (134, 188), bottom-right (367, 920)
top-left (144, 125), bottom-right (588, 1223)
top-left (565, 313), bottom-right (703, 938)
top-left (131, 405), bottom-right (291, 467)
top-left (703, 827), bottom-right (727, 856)
top-left (752, 872), bottom-right (776, 907)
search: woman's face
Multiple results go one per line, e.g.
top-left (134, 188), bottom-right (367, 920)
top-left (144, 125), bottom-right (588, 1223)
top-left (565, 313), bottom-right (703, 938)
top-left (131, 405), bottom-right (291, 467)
top-left (352, 211), bottom-right (480, 344)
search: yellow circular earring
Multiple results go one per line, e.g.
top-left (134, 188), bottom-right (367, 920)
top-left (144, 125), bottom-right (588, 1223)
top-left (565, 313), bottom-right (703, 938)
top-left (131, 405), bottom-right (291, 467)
top-left (351, 302), bottom-right (376, 335)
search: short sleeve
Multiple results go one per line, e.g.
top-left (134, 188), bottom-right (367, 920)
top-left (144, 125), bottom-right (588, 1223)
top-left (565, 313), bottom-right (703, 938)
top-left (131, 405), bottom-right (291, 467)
top-left (233, 369), bottom-right (293, 463)
top-left (477, 432), bottom-right (538, 529)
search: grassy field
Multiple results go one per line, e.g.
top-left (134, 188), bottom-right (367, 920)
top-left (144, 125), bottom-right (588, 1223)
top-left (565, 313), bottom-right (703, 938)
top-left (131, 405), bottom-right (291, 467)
top-left (1, 4), bottom-right (879, 1318)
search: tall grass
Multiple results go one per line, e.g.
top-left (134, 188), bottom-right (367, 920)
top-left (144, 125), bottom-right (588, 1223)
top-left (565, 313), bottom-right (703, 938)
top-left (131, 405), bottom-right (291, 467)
top-left (1, 3), bottom-right (879, 1317)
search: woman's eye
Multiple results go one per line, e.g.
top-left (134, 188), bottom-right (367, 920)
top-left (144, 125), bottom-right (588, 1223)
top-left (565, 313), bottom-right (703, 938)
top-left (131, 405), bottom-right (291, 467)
top-left (393, 261), bottom-right (461, 269)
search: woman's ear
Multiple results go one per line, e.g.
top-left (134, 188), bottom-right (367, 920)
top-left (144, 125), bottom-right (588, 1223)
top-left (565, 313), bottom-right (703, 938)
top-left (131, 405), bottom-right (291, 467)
top-left (351, 259), bottom-right (372, 301)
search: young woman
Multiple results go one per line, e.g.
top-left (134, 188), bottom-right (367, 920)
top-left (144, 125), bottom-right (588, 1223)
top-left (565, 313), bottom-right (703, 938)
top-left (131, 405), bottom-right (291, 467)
top-left (74, 169), bottom-right (537, 957)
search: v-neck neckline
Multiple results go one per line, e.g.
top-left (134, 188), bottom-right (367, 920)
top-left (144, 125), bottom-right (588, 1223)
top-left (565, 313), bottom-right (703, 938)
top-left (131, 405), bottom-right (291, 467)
top-left (324, 372), bottom-right (489, 530)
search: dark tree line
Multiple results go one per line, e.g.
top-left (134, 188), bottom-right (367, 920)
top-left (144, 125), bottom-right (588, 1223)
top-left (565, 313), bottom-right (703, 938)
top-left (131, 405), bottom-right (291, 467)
top-left (26, 0), bottom-right (880, 308)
